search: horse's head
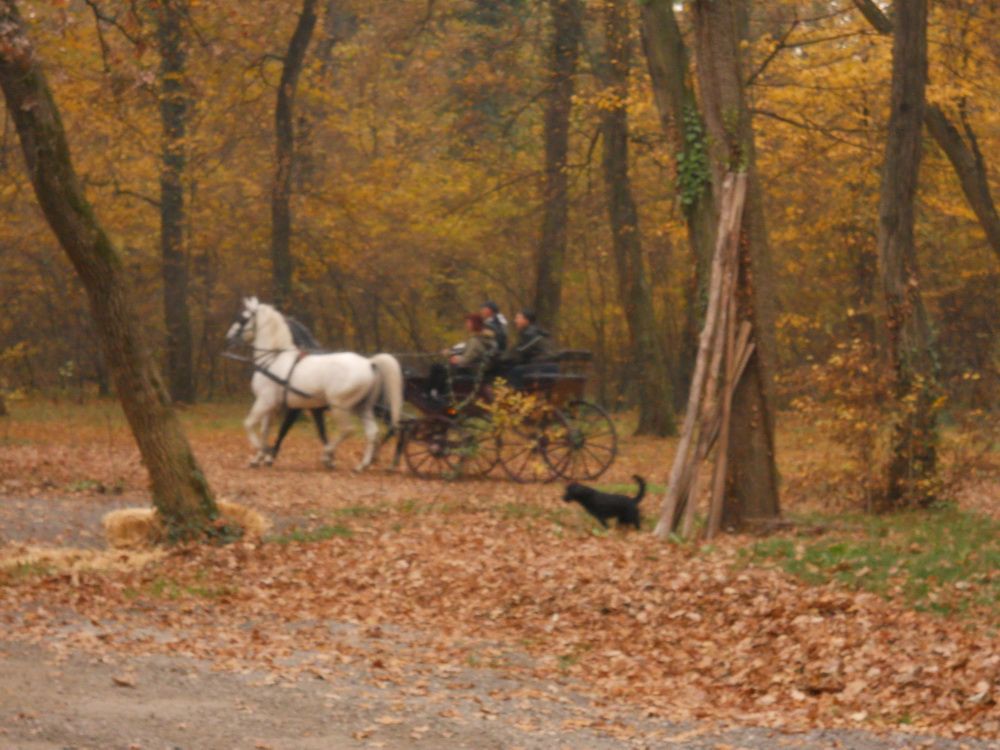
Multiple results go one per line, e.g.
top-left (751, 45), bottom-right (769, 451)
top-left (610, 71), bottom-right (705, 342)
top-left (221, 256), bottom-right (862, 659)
top-left (225, 296), bottom-right (260, 345)
top-left (225, 297), bottom-right (294, 350)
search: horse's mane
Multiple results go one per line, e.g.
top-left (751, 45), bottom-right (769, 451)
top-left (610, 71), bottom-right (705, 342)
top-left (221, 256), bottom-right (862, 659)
top-left (286, 316), bottom-right (321, 350)
top-left (254, 303), bottom-right (295, 350)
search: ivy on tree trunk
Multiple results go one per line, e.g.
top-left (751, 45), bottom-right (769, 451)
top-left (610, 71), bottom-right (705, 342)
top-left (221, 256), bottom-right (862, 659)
top-left (875, 0), bottom-right (940, 509)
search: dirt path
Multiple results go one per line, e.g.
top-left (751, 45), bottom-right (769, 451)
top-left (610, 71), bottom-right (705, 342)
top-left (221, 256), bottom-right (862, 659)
top-left (2, 634), bottom-right (989, 750)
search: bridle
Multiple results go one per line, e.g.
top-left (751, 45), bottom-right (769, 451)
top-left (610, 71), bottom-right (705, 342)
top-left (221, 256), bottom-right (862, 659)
top-left (225, 305), bottom-right (314, 399)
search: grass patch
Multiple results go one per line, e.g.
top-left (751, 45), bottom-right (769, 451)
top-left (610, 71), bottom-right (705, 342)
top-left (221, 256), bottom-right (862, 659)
top-left (332, 504), bottom-right (386, 519)
top-left (744, 506), bottom-right (1000, 617)
top-left (137, 572), bottom-right (236, 601)
top-left (397, 498), bottom-right (467, 516)
top-left (498, 501), bottom-right (576, 527)
top-left (0, 561), bottom-right (55, 585)
top-left (268, 523), bottom-right (354, 545)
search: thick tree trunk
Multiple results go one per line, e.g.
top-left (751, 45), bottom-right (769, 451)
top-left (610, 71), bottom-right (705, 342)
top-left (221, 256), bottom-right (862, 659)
top-left (876, 0), bottom-right (938, 508)
top-left (271, 0), bottom-right (319, 309)
top-left (0, 0), bottom-right (216, 539)
top-left (532, 0), bottom-right (581, 332)
top-left (853, 0), bottom-right (1000, 263)
top-left (600, 0), bottom-right (674, 436)
top-left (692, 0), bottom-right (780, 527)
top-left (638, 0), bottom-right (715, 403)
top-left (156, 0), bottom-right (195, 403)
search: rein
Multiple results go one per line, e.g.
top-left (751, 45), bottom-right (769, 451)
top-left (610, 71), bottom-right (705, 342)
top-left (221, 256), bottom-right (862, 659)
top-left (221, 347), bottom-right (314, 399)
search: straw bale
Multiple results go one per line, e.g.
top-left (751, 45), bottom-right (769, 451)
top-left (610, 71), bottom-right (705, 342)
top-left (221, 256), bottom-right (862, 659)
top-left (103, 500), bottom-right (270, 549)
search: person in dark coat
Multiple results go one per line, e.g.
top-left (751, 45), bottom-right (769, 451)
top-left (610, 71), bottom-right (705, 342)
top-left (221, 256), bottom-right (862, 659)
top-left (500, 309), bottom-right (557, 388)
top-left (507, 309), bottom-right (552, 365)
top-left (479, 300), bottom-right (508, 356)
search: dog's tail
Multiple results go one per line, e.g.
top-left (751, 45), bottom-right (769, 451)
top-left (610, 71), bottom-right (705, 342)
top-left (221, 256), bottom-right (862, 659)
top-left (632, 475), bottom-right (646, 504)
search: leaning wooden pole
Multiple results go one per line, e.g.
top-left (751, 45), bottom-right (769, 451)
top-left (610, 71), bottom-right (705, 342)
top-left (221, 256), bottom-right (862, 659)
top-left (656, 172), bottom-right (747, 540)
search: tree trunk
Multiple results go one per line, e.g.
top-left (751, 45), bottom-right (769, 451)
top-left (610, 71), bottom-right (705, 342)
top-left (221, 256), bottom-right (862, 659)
top-left (853, 0), bottom-right (1000, 263)
top-left (0, 0), bottom-right (216, 539)
top-left (691, 0), bottom-right (780, 527)
top-left (875, 0), bottom-right (938, 508)
top-left (271, 0), bottom-right (319, 309)
top-left (156, 0), bottom-right (195, 403)
top-left (638, 0), bottom-right (716, 404)
top-left (532, 0), bottom-right (581, 332)
top-left (600, 0), bottom-right (675, 436)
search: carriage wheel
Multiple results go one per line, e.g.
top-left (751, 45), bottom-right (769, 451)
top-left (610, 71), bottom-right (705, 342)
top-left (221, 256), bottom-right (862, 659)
top-left (546, 400), bottom-right (617, 481)
top-left (402, 417), bottom-right (464, 479)
top-left (497, 407), bottom-right (569, 483)
top-left (456, 415), bottom-right (500, 477)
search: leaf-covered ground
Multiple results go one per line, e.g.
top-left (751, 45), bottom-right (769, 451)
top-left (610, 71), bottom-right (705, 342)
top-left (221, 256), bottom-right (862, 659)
top-left (1, 400), bottom-right (997, 746)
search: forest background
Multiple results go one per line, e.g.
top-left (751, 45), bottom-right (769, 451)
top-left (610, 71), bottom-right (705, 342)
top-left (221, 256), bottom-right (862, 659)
top-left (0, 0), bottom-right (996, 427)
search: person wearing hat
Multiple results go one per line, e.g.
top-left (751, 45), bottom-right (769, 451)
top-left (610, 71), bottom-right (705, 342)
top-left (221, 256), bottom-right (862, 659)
top-left (479, 300), bottom-right (508, 355)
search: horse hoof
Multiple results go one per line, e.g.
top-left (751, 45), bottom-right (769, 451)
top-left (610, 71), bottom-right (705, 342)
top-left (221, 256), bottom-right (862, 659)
top-left (263, 456), bottom-right (274, 467)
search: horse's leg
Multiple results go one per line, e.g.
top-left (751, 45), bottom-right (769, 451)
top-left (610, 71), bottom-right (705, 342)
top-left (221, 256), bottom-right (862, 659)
top-left (356, 407), bottom-right (380, 471)
top-left (323, 407), bottom-right (352, 469)
top-left (310, 408), bottom-right (328, 447)
top-left (244, 400), bottom-right (275, 467)
top-left (258, 410), bottom-right (275, 466)
top-left (269, 408), bottom-right (302, 464)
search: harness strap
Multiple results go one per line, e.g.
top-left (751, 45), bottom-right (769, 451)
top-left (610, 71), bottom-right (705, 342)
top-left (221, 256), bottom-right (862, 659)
top-left (282, 350), bottom-right (312, 407)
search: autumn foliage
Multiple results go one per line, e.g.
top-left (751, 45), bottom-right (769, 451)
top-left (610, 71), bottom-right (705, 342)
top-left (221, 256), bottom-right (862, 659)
top-left (0, 1), bottom-right (995, 413)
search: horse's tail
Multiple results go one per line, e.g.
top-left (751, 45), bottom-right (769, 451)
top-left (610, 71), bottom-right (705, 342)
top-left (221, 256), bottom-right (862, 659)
top-left (370, 353), bottom-right (403, 427)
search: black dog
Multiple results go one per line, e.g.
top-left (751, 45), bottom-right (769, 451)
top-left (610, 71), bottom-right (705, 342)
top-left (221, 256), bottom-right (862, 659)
top-left (562, 475), bottom-right (646, 530)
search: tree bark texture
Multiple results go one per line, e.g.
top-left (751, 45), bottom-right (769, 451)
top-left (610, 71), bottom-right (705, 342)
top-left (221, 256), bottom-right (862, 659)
top-left (531, 0), bottom-right (581, 332)
top-left (692, 0), bottom-right (779, 527)
top-left (156, 0), bottom-right (195, 403)
top-left (875, 0), bottom-right (939, 508)
top-left (638, 0), bottom-right (716, 403)
top-left (271, 0), bottom-right (319, 308)
top-left (0, 0), bottom-right (217, 538)
top-left (853, 0), bottom-right (1000, 263)
top-left (600, 0), bottom-right (674, 436)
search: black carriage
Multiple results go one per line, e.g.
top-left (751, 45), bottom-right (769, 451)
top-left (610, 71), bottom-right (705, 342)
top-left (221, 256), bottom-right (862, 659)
top-left (395, 351), bottom-right (617, 482)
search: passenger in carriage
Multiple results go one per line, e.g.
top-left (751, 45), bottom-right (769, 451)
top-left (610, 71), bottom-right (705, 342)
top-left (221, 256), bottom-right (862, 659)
top-left (479, 300), bottom-right (508, 356)
top-left (427, 312), bottom-right (497, 401)
top-left (449, 312), bottom-right (498, 369)
top-left (500, 309), bottom-right (558, 389)
top-left (508, 309), bottom-right (552, 364)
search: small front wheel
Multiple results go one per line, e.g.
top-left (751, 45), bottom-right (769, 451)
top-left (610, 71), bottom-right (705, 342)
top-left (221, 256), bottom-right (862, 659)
top-left (497, 407), bottom-right (568, 483)
top-left (402, 417), bottom-right (464, 479)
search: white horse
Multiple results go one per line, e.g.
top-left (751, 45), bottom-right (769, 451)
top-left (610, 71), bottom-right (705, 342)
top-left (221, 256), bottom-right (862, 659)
top-left (226, 297), bottom-right (403, 470)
